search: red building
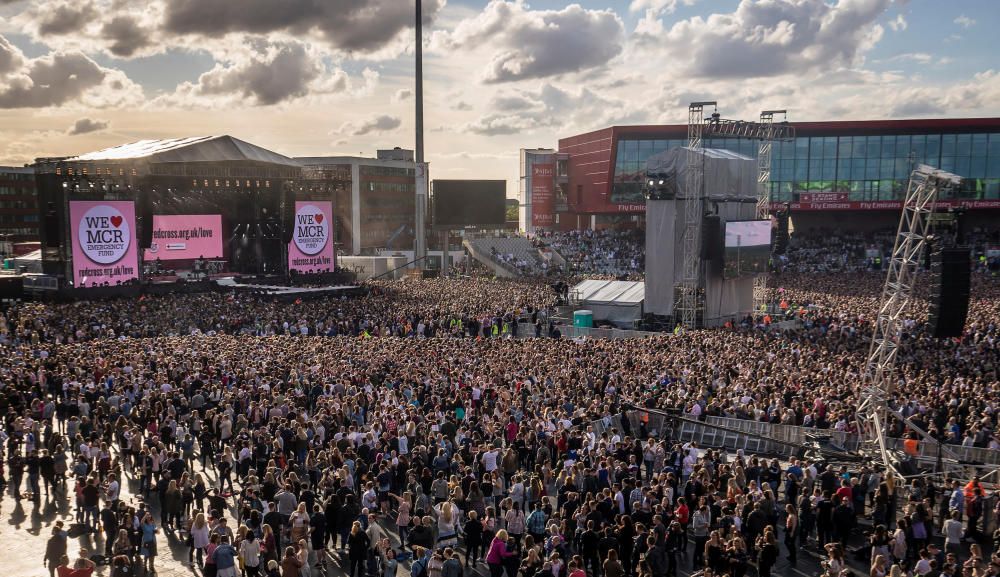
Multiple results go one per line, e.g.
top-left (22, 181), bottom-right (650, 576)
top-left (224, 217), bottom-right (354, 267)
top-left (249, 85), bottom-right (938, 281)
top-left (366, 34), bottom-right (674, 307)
top-left (547, 118), bottom-right (1000, 231)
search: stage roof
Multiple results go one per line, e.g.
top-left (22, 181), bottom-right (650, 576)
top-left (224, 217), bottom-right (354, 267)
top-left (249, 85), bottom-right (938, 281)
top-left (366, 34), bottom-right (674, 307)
top-left (66, 135), bottom-right (300, 166)
top-left (572, 279), bottom-right (645, 305)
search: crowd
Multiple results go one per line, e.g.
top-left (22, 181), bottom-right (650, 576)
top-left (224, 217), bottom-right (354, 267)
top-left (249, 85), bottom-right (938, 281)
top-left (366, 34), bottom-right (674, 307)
top-left (536, 230), bottom-right (644, 280)
top-left (0, 223), bottom-right (998, 577)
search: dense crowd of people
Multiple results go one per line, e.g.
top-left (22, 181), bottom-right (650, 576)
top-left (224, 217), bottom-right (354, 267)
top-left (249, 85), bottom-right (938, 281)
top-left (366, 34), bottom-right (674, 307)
top-left (1, 221), bottom-right (999, 577)
top-left (536, 231), bottom-right (644, 280)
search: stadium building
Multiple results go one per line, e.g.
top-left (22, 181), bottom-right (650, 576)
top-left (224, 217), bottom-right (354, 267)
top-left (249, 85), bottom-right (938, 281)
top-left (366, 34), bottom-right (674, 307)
top-left (522, 118), bottom-right (1000, 233)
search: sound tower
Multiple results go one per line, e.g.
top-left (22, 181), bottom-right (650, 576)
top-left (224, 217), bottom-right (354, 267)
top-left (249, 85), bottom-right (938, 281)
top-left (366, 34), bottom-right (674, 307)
top-left (774, 211), bottom-right (790, 255)
top-left (138, 190), bottom-right (154, 249)
top-left (44, 202), bottom-right (60, 247)
top-left (700, 214), bottom-right (721, 260)
top-left (927, 247), bottom-right (971, 338)
top-left (281, 187), bottom-right (295, 244)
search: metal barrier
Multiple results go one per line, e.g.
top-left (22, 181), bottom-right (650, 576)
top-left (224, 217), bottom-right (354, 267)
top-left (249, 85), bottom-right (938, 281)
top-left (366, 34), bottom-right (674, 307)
top-left (623, 412), bottom-right (1000, 466)
top-left (512, 322), bottom-right (664, 340)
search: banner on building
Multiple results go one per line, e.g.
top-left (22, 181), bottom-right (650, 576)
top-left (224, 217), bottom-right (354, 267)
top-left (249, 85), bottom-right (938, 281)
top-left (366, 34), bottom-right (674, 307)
top-left (798, 192), bottom-right (849, 203)
top-left (69, 200), bottom-right (139, 287)
top-left (288, 201), bottom-right (335, 273)
top-left (531, 163), bottom-right (554, 228)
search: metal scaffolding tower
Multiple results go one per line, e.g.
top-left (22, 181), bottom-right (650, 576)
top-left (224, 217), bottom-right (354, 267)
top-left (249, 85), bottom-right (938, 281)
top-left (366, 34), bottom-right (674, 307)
top-left (678, 102), bottom-right (714, 329)
top-left (753, 110), bottom-right (787, 315)
top-left (677, 103), bottom-right (794, 329)
top-left (856, 164), bottom-right (963, 476)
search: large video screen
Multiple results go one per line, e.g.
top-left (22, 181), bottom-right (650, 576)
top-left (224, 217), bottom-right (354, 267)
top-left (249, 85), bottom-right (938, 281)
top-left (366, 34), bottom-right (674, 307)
top-left (724, 220), bottom-right (771, 278)
top-left (70, 200), bottom-right (139, 287)
top-left (144, 214), bottom-right (223, 260)
top-left (288, 201), bottom-right (335, 273)
top-left (433, 180), bottom-right (506, 227)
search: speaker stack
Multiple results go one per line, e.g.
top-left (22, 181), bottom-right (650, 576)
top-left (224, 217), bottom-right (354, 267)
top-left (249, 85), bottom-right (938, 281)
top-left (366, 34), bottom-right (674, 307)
top-left (281, 187), bottom-right (295, 244)
top-left (138, 191), bottom-right (154, 249)
top-left (927, 247), bottom-right (971, 338)
top-left (700, 215), bottom-right (723, 274)
top-left (44, 202), bottom-right (60, 248)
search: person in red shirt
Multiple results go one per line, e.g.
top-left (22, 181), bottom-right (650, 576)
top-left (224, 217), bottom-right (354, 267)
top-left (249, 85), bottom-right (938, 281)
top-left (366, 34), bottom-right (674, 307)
top-left (835, 479), bottom-right (853, 509)
top-left (674, 497), bottom-right (690, 551)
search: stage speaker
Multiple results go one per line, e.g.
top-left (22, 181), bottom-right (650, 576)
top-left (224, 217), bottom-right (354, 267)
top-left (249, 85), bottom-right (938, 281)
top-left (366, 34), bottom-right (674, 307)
top-left (700, 215), bottom-right (722, 260)
top-left (774, 212), bottom-right (790, 255)
top-left (281, 187), bottom-right (295, 244)
top-left (138, 192), bottom-right (154, 249)
top-left (927, 247), bottom-right (971, 338)
top-left (44, 202), bottom-right (60, 247)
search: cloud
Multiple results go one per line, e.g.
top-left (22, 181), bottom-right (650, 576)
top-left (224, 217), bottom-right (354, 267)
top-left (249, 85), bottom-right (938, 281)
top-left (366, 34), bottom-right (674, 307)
top-left (637, 0), bottom-right (893, 79)
top-left (451, 101), bottom-right (473, 111)
top-left (954, 15), bottom-right (975, 28)
top-left (164, 41), bottom-right (350, 107)
top-left (888, 14), bottom-right (906, 32)
top-left (67, 117), bottom-right (109, 135)
top-left (464, 113), bottom-right (543, 136)
top-left (163, 0), bottom-right (445, 53)
top-left (465, 82), bottom-right (647, 136)
top-left (432, 1), bottom-right (625, 83)
top-left (629, 0), bottom-right (694, 17)
top-left (35, 2), bottom-right (97, 36)
top-left (101, 16), bottom-right (154, 58)
top-left (0, 34), bottom-right (142, 108)
top-left (341, 114), bottom-right (401, 136)
top-left (392, 88), bottom-right (413, 103)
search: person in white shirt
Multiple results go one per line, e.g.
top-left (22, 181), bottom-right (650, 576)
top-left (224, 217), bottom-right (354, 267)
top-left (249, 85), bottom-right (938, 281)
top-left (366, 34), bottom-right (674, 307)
top-left (481, 448), bottom-right (498, 473)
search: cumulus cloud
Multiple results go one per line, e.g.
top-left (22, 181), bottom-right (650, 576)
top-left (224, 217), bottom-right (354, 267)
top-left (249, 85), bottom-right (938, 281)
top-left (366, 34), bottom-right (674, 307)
top-left (162, 41), bottom-right (356, 107)
top-left (194, 42), bottom-right (322, 105)
top-left (636, 0), bottom-right (894, 79)
top-left (432, 1), bottom-right (625, 83)
top-left (465, 82), bottom-right (646, 136)
top-left (101, 16), bottom-right (154, 58)
top-left (163, 0), bottom-right (444, 53)
top-left (341, 114), bottom-right (402, 136)
top-left (67, 117), bottom-right (109, 135)
top-left (35, 2), bottom-right (97, 36)
top-left (0, 35), bottom-right (142, 108)
top-left (888, 14), bottom-right (906, 32)
top-left (629, 0), bottom-right (694, 17)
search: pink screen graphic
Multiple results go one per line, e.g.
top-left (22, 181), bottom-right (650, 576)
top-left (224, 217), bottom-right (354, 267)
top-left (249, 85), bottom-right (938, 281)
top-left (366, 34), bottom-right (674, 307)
top-left (288, 201), bottom-right (335, 273)
top-left (144, 214), bottom-right (223, 260)
top-left (70, 200), bottom-right (139, 287)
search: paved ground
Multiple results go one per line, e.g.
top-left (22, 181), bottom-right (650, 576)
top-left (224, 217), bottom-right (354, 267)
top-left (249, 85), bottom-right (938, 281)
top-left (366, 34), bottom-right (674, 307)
top-left (0, 460), bottom-right (842, 577)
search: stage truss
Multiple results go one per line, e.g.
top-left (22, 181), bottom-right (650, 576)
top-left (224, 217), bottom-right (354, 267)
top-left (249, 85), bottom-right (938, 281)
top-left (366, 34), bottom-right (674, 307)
top-left (678, 103), bottom-right (794, 329)
top-left (855, 164), bottom-right (972, 479)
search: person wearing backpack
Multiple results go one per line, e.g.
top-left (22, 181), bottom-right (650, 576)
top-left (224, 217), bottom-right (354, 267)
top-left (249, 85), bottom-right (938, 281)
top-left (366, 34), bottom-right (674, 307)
top-left (412, 545), bottom-right (433, 577)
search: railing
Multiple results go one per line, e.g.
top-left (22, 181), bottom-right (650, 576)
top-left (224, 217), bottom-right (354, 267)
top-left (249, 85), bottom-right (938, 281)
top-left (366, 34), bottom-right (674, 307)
top-left (642, 413), bottom-right (1000, 466)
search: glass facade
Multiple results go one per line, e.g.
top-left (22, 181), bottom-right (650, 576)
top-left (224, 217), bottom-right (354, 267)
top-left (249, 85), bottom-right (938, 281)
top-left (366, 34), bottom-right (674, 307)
top-left (611, 132), bottom-right (1000, 205)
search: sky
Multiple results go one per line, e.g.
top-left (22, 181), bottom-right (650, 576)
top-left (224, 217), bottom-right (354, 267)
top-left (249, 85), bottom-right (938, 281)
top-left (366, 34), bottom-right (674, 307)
top-left (0, 0), bottom-right (998, 198)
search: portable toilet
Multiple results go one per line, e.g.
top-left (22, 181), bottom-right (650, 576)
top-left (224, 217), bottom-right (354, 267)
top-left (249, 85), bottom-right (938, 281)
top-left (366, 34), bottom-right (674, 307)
top-left (573, 310), bottom-right (594, 328)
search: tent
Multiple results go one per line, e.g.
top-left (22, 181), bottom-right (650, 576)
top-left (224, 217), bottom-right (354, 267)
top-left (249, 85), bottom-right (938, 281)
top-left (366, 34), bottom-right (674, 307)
top-left (571, 279), bottom-right (644, 327)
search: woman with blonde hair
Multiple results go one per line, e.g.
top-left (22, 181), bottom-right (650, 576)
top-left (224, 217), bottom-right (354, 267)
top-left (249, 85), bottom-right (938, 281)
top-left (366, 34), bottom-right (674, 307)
top-left (436, 501), bottom-right (461, 548)
top-left (347, 521), bottom-right (370, 577)
top-left (289, 502), bottom-right (310, 543)
top-left (870, 554), bottom-right (888, 577)
top-left (189, 511), bottom-right (210, 567)
top-left (486, 529), bottom-right (515, 577)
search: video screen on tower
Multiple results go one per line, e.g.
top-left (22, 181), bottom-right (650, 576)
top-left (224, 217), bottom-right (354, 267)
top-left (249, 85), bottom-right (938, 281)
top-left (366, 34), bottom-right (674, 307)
top-left (432, 180), bottom-right (506, 227)
top-left (724, 220), bottom-right (771, 278)
top-left (144, 214), bottom-right (223, 261)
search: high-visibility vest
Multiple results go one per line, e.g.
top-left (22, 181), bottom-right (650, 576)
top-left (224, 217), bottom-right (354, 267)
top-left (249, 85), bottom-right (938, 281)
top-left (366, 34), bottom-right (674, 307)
top-left (903, 438), bottom-right (919, 456)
